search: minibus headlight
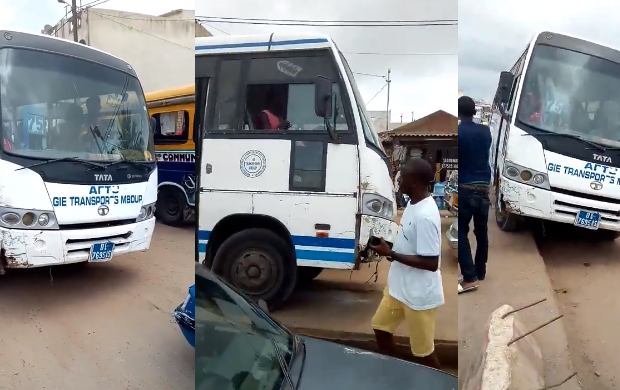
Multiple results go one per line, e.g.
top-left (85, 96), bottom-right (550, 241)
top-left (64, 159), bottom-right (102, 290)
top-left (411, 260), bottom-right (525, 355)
top-left (0, 206), bottom-right (59, 230)
top-left (502, 161), bottom-right (550, 190)
top-left (137, 201), bottom-right (156, 222)
top-left (362, 193), bottom-right (394, 219)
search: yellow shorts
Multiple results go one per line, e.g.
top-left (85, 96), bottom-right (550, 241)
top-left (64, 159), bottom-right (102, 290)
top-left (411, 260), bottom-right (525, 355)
top-left (371, 286), bottom-right (436, 357)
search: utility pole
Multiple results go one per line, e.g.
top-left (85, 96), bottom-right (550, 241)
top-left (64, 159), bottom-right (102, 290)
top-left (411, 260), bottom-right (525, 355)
top-left (400, 113), bottom-right (402, 123)
top-left (411, 111), bottom-right (414, 122)
top-left (71, 0), bottom-right (78, 42)
top-left (385, 68), bottom-right (391, 133)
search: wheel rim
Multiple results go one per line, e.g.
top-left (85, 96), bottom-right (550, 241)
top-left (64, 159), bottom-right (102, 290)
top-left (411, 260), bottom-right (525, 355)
top-left (230, 249), bottom-right (278, 296)
top-left (165, 196), bottom-right (180, 216)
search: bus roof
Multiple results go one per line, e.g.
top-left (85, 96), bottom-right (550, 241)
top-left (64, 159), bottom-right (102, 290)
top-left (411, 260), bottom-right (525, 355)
top-left (195, 33), bottom-right (335, 55)
top-left (0, 30), bottom-right (138, 77)
top-left (145, 85), bottom-right (194, 102)
top-left (529, 30), bottom-right (620, 53)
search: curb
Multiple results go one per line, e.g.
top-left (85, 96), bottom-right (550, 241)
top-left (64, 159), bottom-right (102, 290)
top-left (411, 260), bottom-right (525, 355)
top-left (288, 326), bottom-right (458, 369)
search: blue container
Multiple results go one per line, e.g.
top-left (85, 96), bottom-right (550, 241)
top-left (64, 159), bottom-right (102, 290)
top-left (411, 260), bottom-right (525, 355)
top-left (433, 182), bottom-right (446, 210)
top-left (173, 284), bottom-right (195, 348)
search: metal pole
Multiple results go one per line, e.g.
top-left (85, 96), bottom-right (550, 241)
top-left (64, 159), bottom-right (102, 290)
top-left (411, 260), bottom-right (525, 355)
top-left (71, 0), bottom-right (79, 42)
top-left (385, 68), bottom-right (391, 133)
top-left (411, 111), bottom-right (414, 121)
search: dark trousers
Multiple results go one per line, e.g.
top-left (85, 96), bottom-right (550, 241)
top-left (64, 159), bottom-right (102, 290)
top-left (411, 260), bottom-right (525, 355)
top-left (458, 187), bottom-right (490, 283)
top-left (396, 190), bottom-right (406, 208)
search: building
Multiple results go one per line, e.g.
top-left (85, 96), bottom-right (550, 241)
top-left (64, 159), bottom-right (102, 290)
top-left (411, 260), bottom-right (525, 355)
top-left (367, 110), bottom-right (403, 133)
top-left (47, 8), bottom-right (210, 92)
top-left (380, 110), bottom-right (458, 181)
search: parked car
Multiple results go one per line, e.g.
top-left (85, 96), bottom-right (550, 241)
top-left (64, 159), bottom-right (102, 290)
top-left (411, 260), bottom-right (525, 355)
top-left (173, 284), bottom-right (195, 348)
top-left (195, 264), bottom-right (457, 390)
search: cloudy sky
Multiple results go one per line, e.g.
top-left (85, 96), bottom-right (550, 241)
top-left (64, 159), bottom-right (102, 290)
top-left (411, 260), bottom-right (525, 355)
top-left (459, 0), bottom-right (619, 101)
top-left (196, 0), bottom-right (457, 119)
top-left (0, 0), bottom-right (194, 35)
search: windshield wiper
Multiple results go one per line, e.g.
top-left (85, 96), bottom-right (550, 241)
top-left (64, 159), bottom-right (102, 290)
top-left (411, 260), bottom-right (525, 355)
top-left (16, 156), bottom-right (106, 171)
top-left (101, 159), bottom-right (153, 171)
top-left (522, 130), bottom-right (607, 152)
top-left (271, 339), bottom-right (296, 390)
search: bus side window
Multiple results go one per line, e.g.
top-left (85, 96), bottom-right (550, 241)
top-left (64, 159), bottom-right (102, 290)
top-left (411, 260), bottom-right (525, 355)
top-left (507, 74), bottom-right (521, 115)
top-left (213, 59), bottom-right (242, 132)
top-left (289, 140), bottom-right (326, 192)
top-left (153, 110), bottom-right (190, 145)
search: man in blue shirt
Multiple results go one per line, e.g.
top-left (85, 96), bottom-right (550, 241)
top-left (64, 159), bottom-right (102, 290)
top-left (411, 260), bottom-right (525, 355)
top-left (458, 96), bottom-right (492, 294)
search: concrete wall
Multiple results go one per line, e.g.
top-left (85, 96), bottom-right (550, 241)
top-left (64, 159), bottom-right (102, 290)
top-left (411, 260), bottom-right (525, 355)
top-left (53, 8), bottom-right (199, 93)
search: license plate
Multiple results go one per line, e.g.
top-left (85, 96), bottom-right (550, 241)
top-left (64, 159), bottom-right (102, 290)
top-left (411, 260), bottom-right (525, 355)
top-left (574, 210), bottom-right (600, 230)
top-left (90, 242), bottom-right (115, 262)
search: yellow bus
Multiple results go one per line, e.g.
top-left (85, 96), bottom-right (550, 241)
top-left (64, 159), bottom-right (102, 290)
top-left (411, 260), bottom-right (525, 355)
top-left (145, 85), bottom-right (195, 225)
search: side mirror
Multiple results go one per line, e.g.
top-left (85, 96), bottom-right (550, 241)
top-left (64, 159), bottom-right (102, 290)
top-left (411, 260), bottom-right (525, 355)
top-left (149, 116), bottom-right (156, 134)
top-left (258, 299), bottom-right (269, 314)
top-left (496, 71), bottom-right (514, 105)
top-left (314, 76), bottom-right (333, 119)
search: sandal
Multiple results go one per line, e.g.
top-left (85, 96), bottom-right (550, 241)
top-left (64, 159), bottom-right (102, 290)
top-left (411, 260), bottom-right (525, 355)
top-left (458, 282), bottom-right (479, 294)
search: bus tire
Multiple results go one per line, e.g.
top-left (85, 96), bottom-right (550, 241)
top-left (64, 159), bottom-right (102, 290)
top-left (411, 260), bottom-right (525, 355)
top-left (495, 205), bottom-right (521, 232)
top-left (597, 230), bottom-right (620, 241)
top-left (156, 187), bottom-right (186, 226)
top-left (296, 266), bottom-right (323, 286)
top-left (212, 228), bottom-right (297, 309)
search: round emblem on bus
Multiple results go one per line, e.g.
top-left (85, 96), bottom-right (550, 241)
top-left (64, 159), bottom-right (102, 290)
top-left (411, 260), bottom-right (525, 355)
top-left (590, 181), bottom-right (603, 191)
top-left (240, 150), bottom-right (267, 178)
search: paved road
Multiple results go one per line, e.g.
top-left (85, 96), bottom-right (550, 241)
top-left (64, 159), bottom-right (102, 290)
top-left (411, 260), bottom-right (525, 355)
top-left (0, 223), bottom-right (195, 390)
top-left (535, 221), bottom-right (620, 389)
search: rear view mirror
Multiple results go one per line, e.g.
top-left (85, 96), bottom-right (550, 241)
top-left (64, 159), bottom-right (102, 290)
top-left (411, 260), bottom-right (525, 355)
top-left (496, 71), bottom-right (514, 105)
top-left (314, 76), bottom-right (333, 119)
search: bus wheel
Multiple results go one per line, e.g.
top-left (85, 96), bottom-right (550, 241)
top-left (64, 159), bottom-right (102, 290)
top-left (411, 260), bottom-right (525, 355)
top-left (296, 267), bottom-right (323, 286)
top-left (156, 187), bottom-right (186, 226)
top-left (495, 202), bottom-right (522, 232)
top-left (212, 228), bottom-right (297, 309)
top-left (597, 230), bottom-right (620, 241)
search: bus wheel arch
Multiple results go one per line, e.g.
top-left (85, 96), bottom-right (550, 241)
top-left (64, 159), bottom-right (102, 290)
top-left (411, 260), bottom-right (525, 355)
top-left (208, 214), bottom-right (297, 309)
top-left (495, 196), bottom-right (524, 232)
top-left (156, 184), bottom-right (188, 226)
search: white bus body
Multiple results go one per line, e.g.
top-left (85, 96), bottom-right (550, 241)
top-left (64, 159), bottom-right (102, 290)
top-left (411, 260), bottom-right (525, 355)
top-left (0, 31), bottom-right (157, 271)
top-left (491, 31), bottom-right (620, 239)
top-left (196, 34), bottom-right (398, 306)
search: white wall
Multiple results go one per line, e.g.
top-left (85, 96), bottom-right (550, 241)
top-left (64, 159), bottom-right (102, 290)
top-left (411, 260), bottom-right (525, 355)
top-left (54, 9), bottom-right (196, 93)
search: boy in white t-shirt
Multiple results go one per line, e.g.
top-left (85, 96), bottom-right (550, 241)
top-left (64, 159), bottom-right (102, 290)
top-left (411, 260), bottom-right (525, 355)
top-left (370, 158), bottom-right (444, 369)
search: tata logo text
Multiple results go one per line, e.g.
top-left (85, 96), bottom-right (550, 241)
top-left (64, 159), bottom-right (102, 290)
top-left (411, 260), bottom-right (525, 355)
top-left (95, 174), bottom-right (113, 182)
top-left (590, 181), bottom-right (603, 191)
top-left (97, 205), bottom-right (110, 216)
top-left (593, 154), bottom-right (612, 164)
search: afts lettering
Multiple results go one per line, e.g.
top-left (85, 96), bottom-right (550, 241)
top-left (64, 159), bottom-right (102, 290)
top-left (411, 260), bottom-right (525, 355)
top-left (547, 162), bottom-right (619, 185)
top-left (52, 185), bottom-right (143, 207)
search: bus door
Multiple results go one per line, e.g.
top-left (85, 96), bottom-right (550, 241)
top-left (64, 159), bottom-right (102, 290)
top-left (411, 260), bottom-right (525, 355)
top-left (197, 51), bottom-right (361, 268)
top-left (151, 97), bottom-right (196, 225)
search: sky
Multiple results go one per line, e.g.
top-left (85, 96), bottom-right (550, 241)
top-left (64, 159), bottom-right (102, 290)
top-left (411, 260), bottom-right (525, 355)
top-left (0, 0), bottom-right (194, 36)
top-left (459, 0), bottom-right (620, 102)
top-left (196, 0), bottom-right (458, 119)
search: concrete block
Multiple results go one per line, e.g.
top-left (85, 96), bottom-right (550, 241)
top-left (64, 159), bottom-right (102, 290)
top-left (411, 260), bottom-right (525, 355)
top-left (461, 304), bottom-right (544, 390)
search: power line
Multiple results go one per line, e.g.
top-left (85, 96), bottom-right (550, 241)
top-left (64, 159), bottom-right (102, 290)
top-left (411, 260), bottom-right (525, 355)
top-left (344, 51), bottom-right (456, 56)
top-left (90, 11), bottom-right (193, 50)
top-left (366, 84), bottom-right (387, 105)
top-left (197, 16), bottom-right (457, 23)
top-left (196, 17), bottom-right (456, 27)
top-left (200, 22), bottom-right (230, 35)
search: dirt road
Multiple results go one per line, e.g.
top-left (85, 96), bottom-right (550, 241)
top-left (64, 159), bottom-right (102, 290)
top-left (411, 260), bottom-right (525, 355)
top-left (0, 223), bottom-right (195, 390)
top-left (535, 221), bottom-right (620, 389)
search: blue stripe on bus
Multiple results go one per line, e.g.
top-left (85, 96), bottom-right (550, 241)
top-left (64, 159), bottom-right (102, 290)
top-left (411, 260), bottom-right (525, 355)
top-left (197, 244), bottom-right (354, 263)
top-left (197, 230), bottom-right (355, 249)
top-left (196, 38), bottom-right (329, 51)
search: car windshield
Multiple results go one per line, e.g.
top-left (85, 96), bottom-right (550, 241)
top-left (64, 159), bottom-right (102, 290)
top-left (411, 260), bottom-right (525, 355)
top-left (517, 44), bottom-right (620, 148)
top-left (0, 48), bottom-right (153, 161)
top-left (195, 270), bottom-right (294, 390)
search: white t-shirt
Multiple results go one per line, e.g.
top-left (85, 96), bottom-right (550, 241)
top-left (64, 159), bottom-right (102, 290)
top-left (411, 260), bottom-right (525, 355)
top-left (387, 196), bottom-right (445, 311)
top-left (394, 171), bottom-right (401, 191)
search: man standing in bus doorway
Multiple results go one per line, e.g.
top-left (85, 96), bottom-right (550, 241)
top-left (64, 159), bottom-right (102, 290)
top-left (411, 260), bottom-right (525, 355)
top-left (369, 158), bottom-right (444, 369)
top-left (457, 96), bottom-right (492, 294)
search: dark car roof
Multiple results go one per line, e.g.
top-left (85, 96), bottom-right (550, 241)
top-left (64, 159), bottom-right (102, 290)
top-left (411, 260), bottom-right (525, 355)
top-left (195, 264), bottom-right (457, 389)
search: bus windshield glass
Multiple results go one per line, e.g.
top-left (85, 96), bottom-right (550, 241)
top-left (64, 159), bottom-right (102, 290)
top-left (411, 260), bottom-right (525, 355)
top-left (0, 48), bottom-right (153, 161)
top-left (517, 44), bottom-right (620, 148)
